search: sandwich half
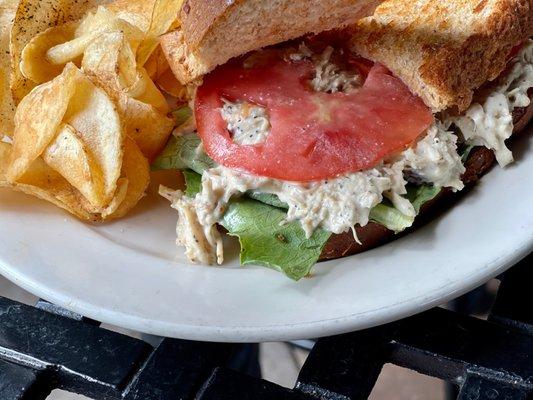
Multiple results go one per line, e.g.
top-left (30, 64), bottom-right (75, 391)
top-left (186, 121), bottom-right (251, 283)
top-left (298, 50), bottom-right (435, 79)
top-left (155, 0), bottom-right (533, 280)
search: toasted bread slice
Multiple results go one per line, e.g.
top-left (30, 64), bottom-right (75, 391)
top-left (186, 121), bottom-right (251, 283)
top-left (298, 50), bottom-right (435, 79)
top-left (349, 0), bottom-right (532, 112)
top-left (160, 0), bottom-right (383, 84)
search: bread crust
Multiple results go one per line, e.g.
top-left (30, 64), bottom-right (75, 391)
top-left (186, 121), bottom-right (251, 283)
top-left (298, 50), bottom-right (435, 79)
top-left (319, 98), bottom-right (532, 261)
top-left (161, 0), bottom-right (382, 84)
top-left (179, 0), bottom-right (232, 50)
top-left (349, 0), bottom-right (532, 112)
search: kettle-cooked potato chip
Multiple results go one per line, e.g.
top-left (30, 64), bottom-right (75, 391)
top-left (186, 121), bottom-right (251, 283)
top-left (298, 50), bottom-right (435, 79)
top-left (156, 67), bottom-right (187, 99)
top-left (81, 33), bottom-right (172, 160)
top-left (2, 0), bottom-right (182, 223)
top-left (100, 177), bottom-right (129, 218)
top-left (46, 7), bottom-right (145, 66)
top-left (63, 66), bottom-right (124, 205)
top-left (128, 68), bottom-right (169, 114)
top-left (82, 30), bottom-right (140, 93)
top-left (106, 0), bottom-right (156, 33)
top-left (144, 44), bottom-right (169, 80)
top-left (147, 0), bottom-right (183, 38)
top-left (20, 22), bottom-right (79, 85)
top-left (7, 64), bottom-right (78, 181)
top-left (19, 6), bottom-right (148, 90)
top-left (136, 0), bottom-right (184, 66)
top-left (144, 45), bottom-right (188, 100)
top-left (0, 0), bottom-right (18, 136)
top-left (43, 124), bottom-right (106, 207)
top-left (83, 32), bottom-right (168, 112)
top-left (105, 136), bottom-right (150, 219)
top-left (0, 139), bottom-right (12, 179)
top-left (8, 63), bottom-right (124, 208)
top-left (1, 142), bottom-right (99, 221)
top-left (2, 138), bottom-right (149, 222)
top-left (118, 95), bottom-right (174, 160)
top-left (10, 0), bottom-right (106, 103)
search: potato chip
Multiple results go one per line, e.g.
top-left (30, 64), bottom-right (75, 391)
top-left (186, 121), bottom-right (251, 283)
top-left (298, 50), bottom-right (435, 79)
top-left (10, 0), bottom-right (107, 103)
top-left (63, 66), bottom-right (124, 204)
top-left (156, 67), bottom-right (187, 99)
top-left (76, 6), bottom-right (145, 46)
top-left (46, 7), bottom-right (144, 66)
top-left (129, 68), bottom-right (169, 114)
top-left (83, 34), bottom-right (169, 114)
top-left (43, 124), bottom-right (106, 207)
top-left (3, 0), bottom-right (172, 223)
top-left (7, 64), bottom-right (78, 181)
top-left (106, 0), bottom-right (156, 33)
top-left (144, 44), bottom-right (169, 80)
top-left (8, 63), bottom-right (124, 208)
top-left (100, 177), bottom-right (129, 218)
top-left (105, 136), bottom-right (149, 219)
top-left (118, 94), bottom-right (173, 160)
top-left (80, 35), bottom-right (171, 159)
top-left (147, 0), bottom-right (183, 37)
top-left (75, 5), bottom-right (114, 37)
top-left (136, 0), bottom-right (184, 66)
top-left (82, 31), bottom-right (139, 92)
top-left (17, 5), bottom-right (148, 92)
top-left (20, 22), bottom-right (79, 84)
top-left (1, 142), bottom-right (99, 221)
top-left (2, 137), bottom-right (148, 221)
top-left (144, 45), bottom-right (188, 100)
top-left (136, 38), bottom-right (160, 70)
top-left (0, 0), bottom-right (18, 136)
top-left (0, 139), bottom-right (11, 178)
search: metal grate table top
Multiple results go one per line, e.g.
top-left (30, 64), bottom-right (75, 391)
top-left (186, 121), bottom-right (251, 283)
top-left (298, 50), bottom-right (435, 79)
top-left (0, 253), bottom-right (530, 400)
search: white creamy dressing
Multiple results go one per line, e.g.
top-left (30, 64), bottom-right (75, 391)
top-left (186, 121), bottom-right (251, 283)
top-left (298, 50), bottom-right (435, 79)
top-left (444, 40), bottom-right (533, 166)
top-left (164, 41), bottom-right (533, 265)
top-left (221, 100), bottom-right (271, 145)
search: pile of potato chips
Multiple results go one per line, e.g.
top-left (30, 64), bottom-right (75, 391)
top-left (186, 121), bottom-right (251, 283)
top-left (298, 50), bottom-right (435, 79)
top-left (0, 0), bottom-right (185, 221)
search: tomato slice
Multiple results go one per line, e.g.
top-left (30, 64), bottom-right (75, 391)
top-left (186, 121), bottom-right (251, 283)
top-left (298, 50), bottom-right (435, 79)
top-left (195, 49), bottom-right (433, 182)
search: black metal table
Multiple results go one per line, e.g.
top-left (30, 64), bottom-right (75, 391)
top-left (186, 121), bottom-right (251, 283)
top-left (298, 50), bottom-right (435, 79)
top-left (0, 253), bottom-right (530, 400)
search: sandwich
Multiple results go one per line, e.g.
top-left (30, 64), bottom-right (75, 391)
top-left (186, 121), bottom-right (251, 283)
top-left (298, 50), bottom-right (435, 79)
top-left (153, 0), bottom-right (533, 280)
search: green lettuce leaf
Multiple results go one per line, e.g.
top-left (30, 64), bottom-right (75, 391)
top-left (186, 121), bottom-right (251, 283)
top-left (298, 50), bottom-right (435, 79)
top-left (182, 169), bottom-right (202, 197)
top-left (247, 191), bottom-right (289, 209)
top-left (152, 133), bottom-right (216, 173)
top-left (461, 144), bottom-right (475, 163)
top-left (172, 105), bottom-right (193, 127)
top-left (221, 199), bottom-right (331, 280)
top-left (369, 185), bottom-right (442, 231)
top-left (370, 202), bottom-right (415, 233)
top-left (252, 183), bottom-right (433, 233)
top-left (407, 184), bottom-right (442, 213)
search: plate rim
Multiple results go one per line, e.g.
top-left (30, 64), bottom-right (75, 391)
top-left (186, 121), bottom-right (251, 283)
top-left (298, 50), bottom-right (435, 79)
top-left (0, 237), bottom-right (529, 342)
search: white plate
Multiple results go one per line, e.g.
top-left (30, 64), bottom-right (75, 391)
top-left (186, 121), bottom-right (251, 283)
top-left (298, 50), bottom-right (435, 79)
top-left (0, 130), bottom-right (531, 342)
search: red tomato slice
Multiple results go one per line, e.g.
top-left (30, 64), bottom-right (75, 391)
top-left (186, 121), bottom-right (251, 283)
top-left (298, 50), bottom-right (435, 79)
top-left (195, 50), bottom-right (433, 182)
